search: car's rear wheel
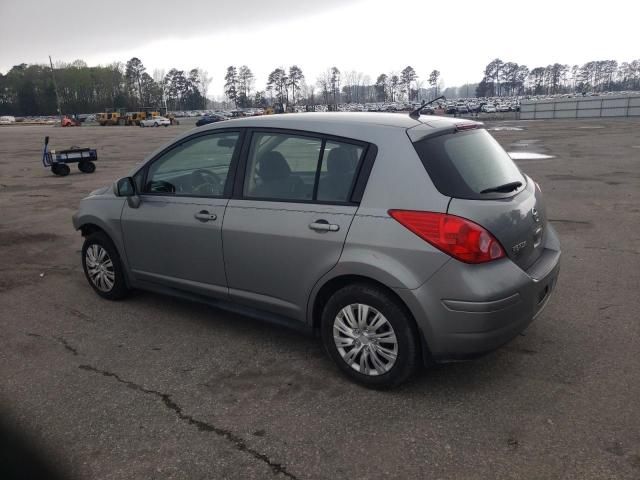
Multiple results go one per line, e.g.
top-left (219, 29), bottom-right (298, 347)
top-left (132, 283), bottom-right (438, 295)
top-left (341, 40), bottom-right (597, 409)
top-left (82, 232), bottom-right (129, 300)
top-left (154, 122), bottom-right (158, 127)
top-left (321, 283), bottom-right (419, 389)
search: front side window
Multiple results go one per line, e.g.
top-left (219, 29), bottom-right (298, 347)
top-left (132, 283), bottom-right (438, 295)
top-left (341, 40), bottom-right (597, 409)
top-left (243, 132), bottom-right (364, 202)
top-left (144, 132), bottom-right (239, 196)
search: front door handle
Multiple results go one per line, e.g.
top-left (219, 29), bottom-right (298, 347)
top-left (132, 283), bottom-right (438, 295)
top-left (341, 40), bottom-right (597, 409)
top-left (309, 220), bottom-right (340, 232)
top-left (194, 210), bottom-right (217, 222)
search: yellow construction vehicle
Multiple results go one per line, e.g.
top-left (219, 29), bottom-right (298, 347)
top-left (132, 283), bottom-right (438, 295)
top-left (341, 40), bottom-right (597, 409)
top-left (98, 107), bottom-right (179, 126)
top-left (97, 111), bottom-right (121, 126)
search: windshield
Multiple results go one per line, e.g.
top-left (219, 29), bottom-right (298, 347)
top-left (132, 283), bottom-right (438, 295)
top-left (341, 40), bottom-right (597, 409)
top-left (412, 129), bottom-right (525, 199)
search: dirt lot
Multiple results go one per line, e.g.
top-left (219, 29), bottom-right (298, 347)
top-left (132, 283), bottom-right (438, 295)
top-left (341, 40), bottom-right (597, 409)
top-left (1, 117), bottom-right (639, 479)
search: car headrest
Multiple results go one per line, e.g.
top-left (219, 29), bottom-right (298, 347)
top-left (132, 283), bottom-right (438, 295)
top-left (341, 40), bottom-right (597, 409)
top-left (327, 148), bottom-right (355, 174)
top-left (257, 151), bottom-right (291, 181)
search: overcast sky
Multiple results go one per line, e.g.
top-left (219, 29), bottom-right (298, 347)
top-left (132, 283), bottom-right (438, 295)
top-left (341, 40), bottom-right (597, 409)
top-left (1, 0), bottom-right (638, 97)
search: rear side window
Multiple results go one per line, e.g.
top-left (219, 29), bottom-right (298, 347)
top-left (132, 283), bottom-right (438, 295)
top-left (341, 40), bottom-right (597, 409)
top-left (317, 141), bottom-right (363, 202)
top-left (244, 133), bottom-right (321, 200)
top-left (243, 132), bottom-right (365, 203)
top-left (412, 129), bottom-right (525, 199)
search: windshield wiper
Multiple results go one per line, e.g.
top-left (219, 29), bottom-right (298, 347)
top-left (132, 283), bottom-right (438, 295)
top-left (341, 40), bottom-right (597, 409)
top-left (480, 181), bottom-right (523, 194)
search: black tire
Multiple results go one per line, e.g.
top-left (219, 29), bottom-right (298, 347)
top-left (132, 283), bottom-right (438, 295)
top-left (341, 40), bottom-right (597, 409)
top-left (320, 283), bottom-right (420, 389)
top-left (78, 161), bottom-right (96, 173)
top-left (154, 122), bottom-right (158, 127)
top-left (51, 163), bottom-right (70, 176)
top-left (81, 231), bottom-right (129, 300)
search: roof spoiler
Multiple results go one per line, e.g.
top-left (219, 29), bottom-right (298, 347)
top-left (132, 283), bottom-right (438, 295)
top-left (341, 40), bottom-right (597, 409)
top-left (406, 119), bottom-right (483, 143)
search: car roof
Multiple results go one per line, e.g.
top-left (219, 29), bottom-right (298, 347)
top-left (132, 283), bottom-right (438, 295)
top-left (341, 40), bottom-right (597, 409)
top-left (158, 112), bottom-right (480, 151)
top-left (203, 112), bottom-right (422, 130)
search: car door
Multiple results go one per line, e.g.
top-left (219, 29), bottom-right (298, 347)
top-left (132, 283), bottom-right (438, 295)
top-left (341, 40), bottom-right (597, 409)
top-left (222, 130), bottom-right (369, 321)
top-left (121, 130), bottom-right (242, 298)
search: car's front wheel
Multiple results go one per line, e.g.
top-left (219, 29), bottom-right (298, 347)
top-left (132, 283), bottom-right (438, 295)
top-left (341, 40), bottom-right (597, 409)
top-left (81, 232), bottom-right (129, 300)
top-left (321, 283), bottom-right (420, 389)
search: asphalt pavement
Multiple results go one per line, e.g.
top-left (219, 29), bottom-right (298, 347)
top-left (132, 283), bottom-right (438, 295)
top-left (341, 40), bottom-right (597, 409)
top-left (0, 117), bottom-right (639, 479)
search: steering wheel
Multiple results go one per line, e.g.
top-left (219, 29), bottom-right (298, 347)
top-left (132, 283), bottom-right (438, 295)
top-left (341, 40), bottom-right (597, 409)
top-left (191, 169), bottom-right (222, 195)
top-left (148, 180), bottom-right (176, 193)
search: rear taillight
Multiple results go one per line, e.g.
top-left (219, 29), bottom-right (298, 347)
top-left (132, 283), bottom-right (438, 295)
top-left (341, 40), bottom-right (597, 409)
top-left (388, 210), bottom-right (505, 264)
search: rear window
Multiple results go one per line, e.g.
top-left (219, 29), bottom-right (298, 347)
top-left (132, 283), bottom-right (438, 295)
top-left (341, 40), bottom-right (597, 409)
top-left (412, 129), bottom-right (525, 199)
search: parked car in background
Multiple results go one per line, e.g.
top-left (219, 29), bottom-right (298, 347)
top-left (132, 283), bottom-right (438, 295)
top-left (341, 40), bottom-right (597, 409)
top-left (497, 104), bottom-right (511, 112)
top-left (467, 103), bottom-right (480, 113)
top-left (196, 114), bottom-right (226, 127)
top-left (73, 112), bottom-right (560, 388)
top-left (140, 116), bottom-right (171, 127)
top-left (482, 104), bottom-right (497, 113)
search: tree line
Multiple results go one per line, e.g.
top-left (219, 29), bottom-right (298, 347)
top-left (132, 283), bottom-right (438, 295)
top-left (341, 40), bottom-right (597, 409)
top-left (477, 58), bottom-right (640, 97)
top-left (221, 64), bottom-right (441, 108)
top-left (2, 56), bottom-right (640, 116)
top-left (0, 57), bottom-right (210, 116)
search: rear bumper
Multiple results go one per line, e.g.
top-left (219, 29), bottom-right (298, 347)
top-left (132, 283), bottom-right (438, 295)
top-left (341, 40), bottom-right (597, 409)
top-left (395, 224), bottom-right (561, 362)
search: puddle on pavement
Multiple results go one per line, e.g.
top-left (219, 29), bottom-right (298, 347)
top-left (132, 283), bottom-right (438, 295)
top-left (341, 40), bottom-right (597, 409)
top-left (489, 126), bottom-right (525, 131)
top-left (578, 125), bottom-right (605, 129)
top-left (508, 152), bottom-right (555, 160)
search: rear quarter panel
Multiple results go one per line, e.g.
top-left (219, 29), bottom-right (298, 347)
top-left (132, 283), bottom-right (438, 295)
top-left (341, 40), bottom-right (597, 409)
top-left (307, 127), bottom-right (451, 321)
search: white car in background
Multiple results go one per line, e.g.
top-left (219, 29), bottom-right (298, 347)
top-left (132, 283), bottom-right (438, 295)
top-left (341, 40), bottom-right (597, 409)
top-left (482, 104), bottom-right (497, 113)
top-left (140, 116), bottom-right (171, 127)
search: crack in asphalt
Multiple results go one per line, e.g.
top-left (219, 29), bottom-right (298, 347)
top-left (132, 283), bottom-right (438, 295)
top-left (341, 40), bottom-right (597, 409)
top-left (78, 364), bottom-right (298, 479)
top-left (53, 336), bottom-right (79, 356)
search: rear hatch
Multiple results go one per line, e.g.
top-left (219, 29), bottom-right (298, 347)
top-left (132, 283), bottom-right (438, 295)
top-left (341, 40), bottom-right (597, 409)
top-left (410, 124), bottom-right (546, 271)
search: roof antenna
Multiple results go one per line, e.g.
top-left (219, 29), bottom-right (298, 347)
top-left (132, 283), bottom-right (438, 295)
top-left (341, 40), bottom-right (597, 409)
top-left (409, 95), bottom-right (446, 119)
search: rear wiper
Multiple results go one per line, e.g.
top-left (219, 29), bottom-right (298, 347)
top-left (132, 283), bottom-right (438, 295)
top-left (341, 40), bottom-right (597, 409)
top-left (480, 181), bottom-right (523, 194)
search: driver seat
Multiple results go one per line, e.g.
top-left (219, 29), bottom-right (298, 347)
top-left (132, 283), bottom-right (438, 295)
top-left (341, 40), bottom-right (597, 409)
top-left (253, 151), bottom-right (303, 199)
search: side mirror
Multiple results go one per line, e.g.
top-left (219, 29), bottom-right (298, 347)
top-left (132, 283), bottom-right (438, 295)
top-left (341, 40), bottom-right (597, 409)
top-left (116, 177), bottom-right (136, 197)
top-left (116, 177), bottom-right (141, 208)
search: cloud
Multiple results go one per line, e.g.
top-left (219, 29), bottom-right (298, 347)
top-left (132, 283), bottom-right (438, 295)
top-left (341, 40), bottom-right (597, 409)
top-left (0, 0), bottom-right (356, 69)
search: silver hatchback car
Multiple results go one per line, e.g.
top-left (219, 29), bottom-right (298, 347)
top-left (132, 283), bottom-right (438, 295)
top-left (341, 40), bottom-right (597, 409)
top-left (73, 113), bottom-right (560, 388)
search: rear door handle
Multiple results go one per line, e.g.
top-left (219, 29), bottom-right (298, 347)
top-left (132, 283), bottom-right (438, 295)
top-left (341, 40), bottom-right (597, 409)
top-left (309, 220), bottom-right (340, 232)
top-left (194, 210), bottom-right (217, 222)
